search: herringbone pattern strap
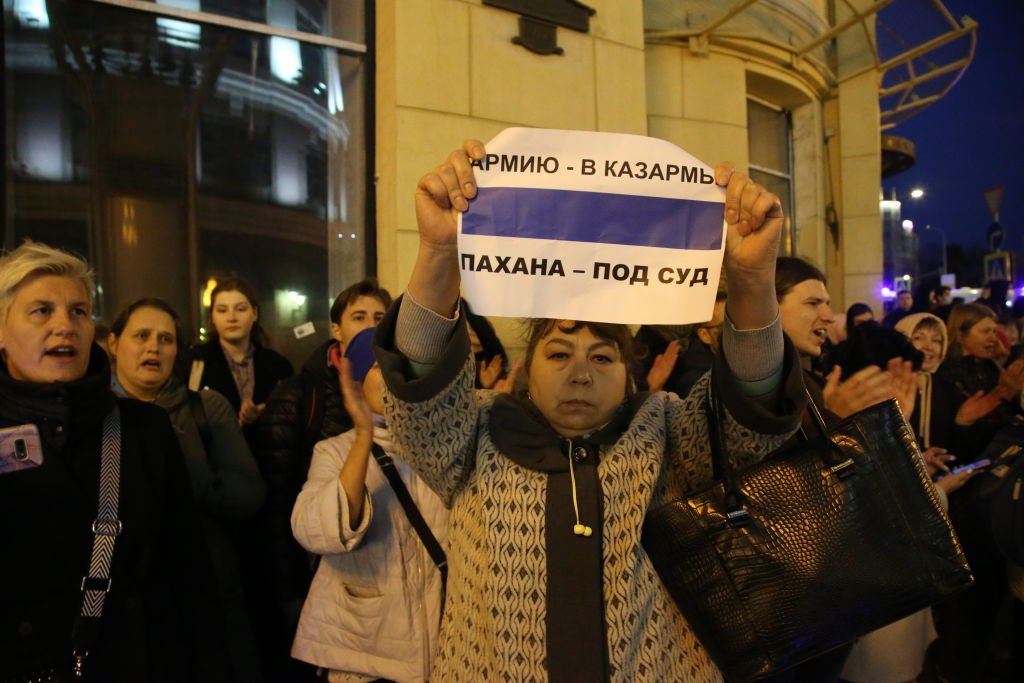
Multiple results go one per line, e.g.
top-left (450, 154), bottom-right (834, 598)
top-left (80, 406), bottom-right (122, 618)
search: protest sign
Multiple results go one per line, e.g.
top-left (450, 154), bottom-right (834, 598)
top-left (457, 127), bottom-right (726, 324)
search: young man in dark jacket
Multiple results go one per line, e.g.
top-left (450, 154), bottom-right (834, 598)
top-left (247, 279), bottom-right (392, 679)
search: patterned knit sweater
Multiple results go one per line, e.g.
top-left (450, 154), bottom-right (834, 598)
top-left (375, 302), bottom-right (804, 683)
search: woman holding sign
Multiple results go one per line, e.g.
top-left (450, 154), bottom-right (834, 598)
top-left (371, 139), bottom-right (805, 682)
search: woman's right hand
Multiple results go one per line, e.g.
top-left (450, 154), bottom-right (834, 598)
top-left (409, 140), bottom-right (486, 317)
top-left (935, 468), bottom-right (979, 495)
top-left (922, 446), bottom-right (956, 476)
top-left (415, 140), bottom-right (485, 250)
top-left (338, 357), bottom-right (374, 435)
top-left (955, 387), bottom-right (1008, 426)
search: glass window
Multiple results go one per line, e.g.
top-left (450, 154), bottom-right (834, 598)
top-left (4, 0), bottom-right (369, 367)
top-left (747, 98), bottom-right (795, 254)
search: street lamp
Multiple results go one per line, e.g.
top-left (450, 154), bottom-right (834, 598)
top-left (925, 224), bottom-right (947, 276)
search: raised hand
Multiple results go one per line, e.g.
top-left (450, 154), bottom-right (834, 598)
top-left (478, 355), bottom-right (505, 389)
top-left (823, 365), bottom-right (895, 419)
top-left (492, 360), bottom-right (523, 394)
top-left (410, 140), bottom-right (486, 316)
top-left (887, 357), bottom-right (918, 420)
top-left (715, 163), bottom-right (784, 330)
top-left (338, 357), bottom-right (374, 435)
top-left (414, 140), bottom-right (484, 249)
top-left (647, 339), bottom-right (681, 393)
top-left (998, 358), bottom-right (1024, 397)
top-left (955, 387), bottom-right (1009, 426)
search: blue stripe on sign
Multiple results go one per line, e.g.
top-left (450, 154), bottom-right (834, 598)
top-left (461, 187), bottom-right (723, 250)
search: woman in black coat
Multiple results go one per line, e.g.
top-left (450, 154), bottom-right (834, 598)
top-left (186, 277), bottom-right (293, 434)
top-left (0, 241), bottom-right (227, 682)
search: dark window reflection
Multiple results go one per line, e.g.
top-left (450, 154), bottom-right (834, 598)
top-left (5, 0), bottom-right (368, 367)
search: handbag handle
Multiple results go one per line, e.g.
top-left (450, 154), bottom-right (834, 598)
top-left (707, 378), bottom-right (853, 526)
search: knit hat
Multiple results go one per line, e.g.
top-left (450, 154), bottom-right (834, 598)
top-left (343, 328), bottom-right (377, 383)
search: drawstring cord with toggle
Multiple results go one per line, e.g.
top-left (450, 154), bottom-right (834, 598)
top-left (567, 438), bottom-right (593, 537)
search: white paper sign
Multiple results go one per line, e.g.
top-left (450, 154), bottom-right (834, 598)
top-left (457, 128), bottom-right (726, 324)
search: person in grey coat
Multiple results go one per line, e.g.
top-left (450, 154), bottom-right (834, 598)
top-left (109, 297), bottom-right (266, 682)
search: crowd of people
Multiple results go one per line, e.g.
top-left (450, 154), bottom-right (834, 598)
top-left (1, 138), bottom-right (1021, 683)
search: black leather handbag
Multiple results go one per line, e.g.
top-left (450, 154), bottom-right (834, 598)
top-left (642, 388), bottom-right (974, 683)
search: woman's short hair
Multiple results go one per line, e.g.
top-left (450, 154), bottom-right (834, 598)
top-left (110, 298), bottom-right (184, 351)
top-left (209, 277), bottom-right (270, 347)
top-left (775, 256), bottom-right (826, 302)
top-left (523, 319), bottom-right (638, 395)
top-left (945, 302), bottom-right (996, 359)
top-left (0, 241), bottom-right (94, 325)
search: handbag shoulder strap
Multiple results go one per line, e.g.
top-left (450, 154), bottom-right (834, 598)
top-left (188, 389), bottom-right (213, 456)
top-left (706, 378), bottom-right (831, 520)
top-left (369, 442), bottom-right (447, 611)
top-left (188, 359), bottom-right (204, 392)
top-left (72, 404), bottom-right (123, 678)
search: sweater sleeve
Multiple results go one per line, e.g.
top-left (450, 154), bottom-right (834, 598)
top-left (720, 314), bottom-right (784, 402)
top-left (374, 295), bottom-right (479, 507)
top-left (200, 389), bottom-right (266, 519)
top-left (291, 432), bottom-right (372, 554)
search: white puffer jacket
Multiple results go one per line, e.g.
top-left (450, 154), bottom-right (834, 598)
top-left (290, 424), bottom-right (448, 683)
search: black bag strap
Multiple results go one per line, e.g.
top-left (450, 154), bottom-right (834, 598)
top-left (187, 390), bottom-right (213, 455)
top-left (369, 442), bottom-right (447, 615)
top-left (71, 405), bottom-right (122, 679)
top-left (706, 379), bottom-right (843, 525)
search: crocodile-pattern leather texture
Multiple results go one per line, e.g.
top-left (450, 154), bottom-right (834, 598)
top-left (642, 398), bottom-right (973, 683)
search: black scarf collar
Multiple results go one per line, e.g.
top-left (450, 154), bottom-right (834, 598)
top-left (0, 343), bottom-right (116, 436)
top-left (488, 392), bottom-right (648, 471)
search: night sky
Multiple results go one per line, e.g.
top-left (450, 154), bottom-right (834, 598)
top-left (880, 1), bottom-right (1024, 285)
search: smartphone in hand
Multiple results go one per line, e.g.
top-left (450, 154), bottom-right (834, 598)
top-left (949, 459), bottom-right (991, 476)
top-left (0, 424), bottom-right (44, 475)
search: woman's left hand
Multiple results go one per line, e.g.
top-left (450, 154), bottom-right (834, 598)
top-left (338, 357), bottom-right (374, 435)
top-left (492, 360), bottom-right (523, 394)
top-left (239, 399), bottom-right (266, 426)
top-left (715, 163), bottom-right (784, 329)
top-left (478, 355), bottom-right (505, 389)
top-left (998, 358), bottom-right (1024, 396)
top-left (647, 339), bottom-right (681, 393)
top-left (888, 358), bottom-right (918, 419)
